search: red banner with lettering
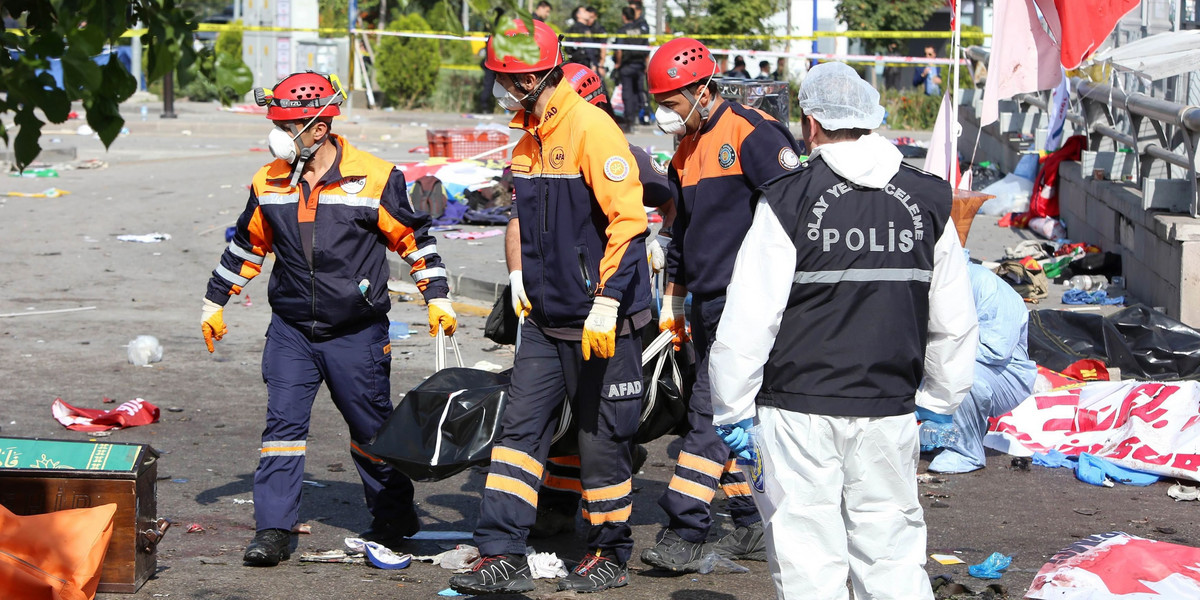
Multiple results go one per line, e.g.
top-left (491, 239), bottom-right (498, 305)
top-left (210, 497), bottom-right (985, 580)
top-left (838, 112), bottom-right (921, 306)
top-left (984, 382), bottom-right (1200, 482)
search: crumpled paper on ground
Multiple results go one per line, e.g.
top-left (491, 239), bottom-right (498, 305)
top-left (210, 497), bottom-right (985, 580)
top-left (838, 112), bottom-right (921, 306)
top-left (528, 550), bottom-right (568, 579)
top-left (116, 232), bottom-right (171, 243)
top-left (413, 544), bottom-right (480, 572)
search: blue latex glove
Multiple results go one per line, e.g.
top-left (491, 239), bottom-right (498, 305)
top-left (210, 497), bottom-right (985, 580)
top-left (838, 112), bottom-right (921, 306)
top-left (915, 407), bottom-right (954, 424)
top-left (968, 552), bottom-right (1012, 580)
top-left (716, 418), bottom-right (755, 461)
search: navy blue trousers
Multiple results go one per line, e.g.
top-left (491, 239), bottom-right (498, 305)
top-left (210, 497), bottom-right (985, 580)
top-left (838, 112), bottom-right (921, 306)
top-left (254, 314), bottom-right (415, 531)
top-left (657, 295), bottom-right (760, 543)
top-left (473, 322), bottom-right (643, 563)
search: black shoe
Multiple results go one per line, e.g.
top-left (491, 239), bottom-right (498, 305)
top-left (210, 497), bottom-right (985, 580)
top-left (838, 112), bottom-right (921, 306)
top-left (529, 504), bottom-right (577, 538)
top-left (448, 554), bottom-right (535, 594)
top-left (243, 528), bottom-right (292, 566)
top-left (558, 550), bottom-right (629, 592)
top-left (639, 529), bottom-right (708, 573)
top-left (713, 521), bottom-right (768, 561)
top-left (360, 512), bottom-right (420, 550)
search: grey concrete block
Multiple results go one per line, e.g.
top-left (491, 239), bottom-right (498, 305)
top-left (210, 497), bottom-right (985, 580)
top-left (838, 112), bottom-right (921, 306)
top-left (1142, 178), bottom-right (1194, 214)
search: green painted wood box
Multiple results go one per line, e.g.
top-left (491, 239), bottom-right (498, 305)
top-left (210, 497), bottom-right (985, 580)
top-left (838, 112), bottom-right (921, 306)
top-left (0, 437), bottom-right (165, 593)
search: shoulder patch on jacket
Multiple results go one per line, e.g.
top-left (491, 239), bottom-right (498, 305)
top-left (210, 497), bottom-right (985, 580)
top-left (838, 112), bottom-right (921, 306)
top-left (778, 147), bottom-right (800, 170)
top-left (339, 176), bottom-right (366, 194)
top-left (604, 156), bottom-right (630, 181)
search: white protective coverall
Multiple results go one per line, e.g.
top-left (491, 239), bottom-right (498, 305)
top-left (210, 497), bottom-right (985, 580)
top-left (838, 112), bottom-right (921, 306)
top-left (709, 133), bottom-right (978, 600)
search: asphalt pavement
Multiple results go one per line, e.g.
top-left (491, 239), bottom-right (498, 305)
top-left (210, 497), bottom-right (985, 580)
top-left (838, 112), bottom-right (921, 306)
top-left (0, 102), bottom-right (1193, 600)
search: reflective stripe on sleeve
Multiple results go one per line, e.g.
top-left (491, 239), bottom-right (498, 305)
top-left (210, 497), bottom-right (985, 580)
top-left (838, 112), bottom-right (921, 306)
top-left (403, 244), bottom-right (439, 265)
top-left (411, 267), bottom-right (447, 281)
top-left (216, 264), bottom-right (250, 287)
top-left (228, 241), bottom-right (265, 265)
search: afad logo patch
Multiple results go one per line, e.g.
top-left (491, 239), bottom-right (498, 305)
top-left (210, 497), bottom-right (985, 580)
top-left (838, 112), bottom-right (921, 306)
top-left (549, 146), bottom-right (566, 169)
top-left (748, 440), bottom-right (766, 493)
top-left (605, 380), bottom-right (643, 399)
top-left (778, 147), bottom-right (800, 170)
top-left (718, 144), bottom-right (736, 169)
top-left (340, 176), bottom-right (367, 194)
top-left (604, 156), bottom-right (630, 182)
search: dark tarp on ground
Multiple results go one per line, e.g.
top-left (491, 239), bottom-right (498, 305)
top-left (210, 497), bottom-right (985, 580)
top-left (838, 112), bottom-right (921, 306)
top-left (1028, 305), bottom-right (1200, 380)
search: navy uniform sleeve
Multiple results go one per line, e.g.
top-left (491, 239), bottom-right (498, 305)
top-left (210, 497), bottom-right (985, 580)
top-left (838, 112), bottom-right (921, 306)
top-left (739, 119), bottom-right (802, 189)
top-left (377, 169), bottom-right (450, 300)
top-left (664, 165), bottom-right (687, 284)
top-left (631, 144), bottom-right (672, 208)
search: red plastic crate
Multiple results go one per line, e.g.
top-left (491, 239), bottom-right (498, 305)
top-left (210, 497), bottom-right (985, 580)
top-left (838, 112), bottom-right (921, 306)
top-left (426, 128), bottom-right (510, 160)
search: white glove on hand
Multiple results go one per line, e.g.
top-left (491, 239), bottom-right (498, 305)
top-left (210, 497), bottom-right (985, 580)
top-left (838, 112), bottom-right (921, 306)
top-left (509, 270), bottom-right (532, 322)
top-left (647, 235), bottom-right (669, 273)
top-left (658, 293), bottom-right (689, 350)
top-left (582, 296), bottom-right (620, 361)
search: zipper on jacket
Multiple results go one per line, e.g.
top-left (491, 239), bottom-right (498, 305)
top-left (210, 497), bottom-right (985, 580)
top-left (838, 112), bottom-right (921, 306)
top-left (577, 248), bottom-right (595, 299)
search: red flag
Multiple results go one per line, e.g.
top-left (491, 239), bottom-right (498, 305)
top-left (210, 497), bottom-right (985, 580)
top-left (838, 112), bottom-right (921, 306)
top-left (1033, 0), bottom-right (1141, 69)
top-left (52, 397), bottom-right (160, 432)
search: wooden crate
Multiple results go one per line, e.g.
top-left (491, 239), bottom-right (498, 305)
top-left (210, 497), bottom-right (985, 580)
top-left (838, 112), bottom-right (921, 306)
top-left (0, 437), bottom-right (165, 593)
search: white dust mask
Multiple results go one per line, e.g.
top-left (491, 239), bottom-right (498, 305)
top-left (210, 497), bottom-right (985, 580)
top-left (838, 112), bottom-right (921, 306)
top-left (268, 126), bottom-right (300, 163)
top-left (493, 81), bottom-right (524, 111)
top-left (655, 105), bottom-right (687, 135)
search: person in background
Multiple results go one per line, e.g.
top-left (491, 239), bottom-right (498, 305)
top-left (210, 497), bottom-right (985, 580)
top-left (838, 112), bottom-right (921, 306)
top-left (920, 257), bottom-right (1037, 473)
top-left (724, 56), bottom-right (750, 78)
top-left (914, 45), bottom-right (943, 96)
top-left (771, 57), bottom-right (788, 82)
top-left (534, 0), bottom-right (553, 21)
top-left (755, 60), bottom-right (773, 80)
top-left (566, 6), bottom-right (607, 73)
top-left (708, 61), bottom-right (977, 600)
top-left (614, 6), bottom-right (649, 131)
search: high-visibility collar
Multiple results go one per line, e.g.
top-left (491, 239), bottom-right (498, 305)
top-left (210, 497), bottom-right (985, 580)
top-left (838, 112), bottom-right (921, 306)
top-left (508, 82), bottom-right (580, 138)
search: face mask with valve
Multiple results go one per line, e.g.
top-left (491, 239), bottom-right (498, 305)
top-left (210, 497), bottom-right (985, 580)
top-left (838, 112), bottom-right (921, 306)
top-left (254, 73), bottom-right (346, 186)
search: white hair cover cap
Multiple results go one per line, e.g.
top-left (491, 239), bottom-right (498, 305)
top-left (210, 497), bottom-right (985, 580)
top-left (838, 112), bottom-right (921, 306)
top-left (797, 61), bottom-right (886, 131)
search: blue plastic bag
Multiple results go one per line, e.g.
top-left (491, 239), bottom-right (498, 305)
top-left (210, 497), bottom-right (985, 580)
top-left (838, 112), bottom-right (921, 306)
top-left (968, 552), bottom-right (1012, 579)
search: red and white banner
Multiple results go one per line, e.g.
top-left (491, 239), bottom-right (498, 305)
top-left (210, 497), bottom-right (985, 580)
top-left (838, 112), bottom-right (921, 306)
top-left (52, 397), bottom-right (160, 432)
top-left (1027, 532), bottom-right (1200, 599)
top-left (984, 381), bottom-right (1200, 482)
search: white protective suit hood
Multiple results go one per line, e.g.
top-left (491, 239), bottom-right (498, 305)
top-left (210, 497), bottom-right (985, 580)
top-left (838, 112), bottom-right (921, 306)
top-left (810, 132), bottom-right (903, 189)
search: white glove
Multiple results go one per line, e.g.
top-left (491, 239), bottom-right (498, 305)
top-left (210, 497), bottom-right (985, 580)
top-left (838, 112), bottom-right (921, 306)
top-left (659, 293), bottom-right (689, 350)
top-left (509, 270), bottom-right (531, 322)
top-left (582, 296), bottom-right (620, 361)
top-left (647, 234), bottom-right (669, 273)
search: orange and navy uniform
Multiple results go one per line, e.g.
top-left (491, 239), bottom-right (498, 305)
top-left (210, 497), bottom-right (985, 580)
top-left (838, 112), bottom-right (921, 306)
top-left (205, 134), bottom-right (448, 340)
top-left (665, 101), bottom-right (801, 296)
top-left (509, 82), bottom-right (651, 329)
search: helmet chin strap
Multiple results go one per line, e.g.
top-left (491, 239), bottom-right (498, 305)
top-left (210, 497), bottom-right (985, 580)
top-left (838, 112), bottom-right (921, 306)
top-left (510, 67), bottom-right (562, 127)
top-left (285, 101), bottom-right (336, 187)
top-left (681, 67), bottom-right (718, 141)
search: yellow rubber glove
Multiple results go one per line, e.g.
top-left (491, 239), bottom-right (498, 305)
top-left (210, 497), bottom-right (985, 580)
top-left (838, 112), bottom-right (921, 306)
top-left (582, 296), bottom-right (620, 361)
top-left (509, 270), bottom-right (532, 323)
top-left (201, 298), bottom-right (227, 353)
top-left (428, 298), bottom-right (458, 336)
top-left (658, 293), bottom-right (689, 351)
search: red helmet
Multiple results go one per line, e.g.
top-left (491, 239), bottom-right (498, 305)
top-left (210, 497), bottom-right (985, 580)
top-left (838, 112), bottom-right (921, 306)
top-left (258, 71), bottom-right (344, 121)
top-left (562, 63), bottom-right (607, 106)
top-left (647, 37), bottom-right (716, 94)
top-left (485, 17), bottom-right (562, 73)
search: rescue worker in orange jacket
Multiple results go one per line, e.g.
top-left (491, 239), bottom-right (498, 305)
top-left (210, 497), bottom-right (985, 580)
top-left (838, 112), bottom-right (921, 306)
top-left (640, 38), bottom-right (803, 573)
top-left (200, 72), bottom-right (457, 567)
top-left (448, 18), bottom-right (651, 595)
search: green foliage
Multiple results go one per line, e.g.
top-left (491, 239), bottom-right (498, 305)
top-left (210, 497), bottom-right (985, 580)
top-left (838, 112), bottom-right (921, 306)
top-left (425, 1), bottom-right (477, 64)
top-left (376, 13), bottom-right (441, 107)
top-left (179, 22), bottom-right (252, 104)
top-left (432, 68), bottom-right (485, 113)
top-left (836, 0), bottom-right (944, 55)
top-left (669, 0), bottom-right (781, 51)
top-left (880, 89), bottom-right (941, 130)
top-left (0, 0), bottom-right (197, 170)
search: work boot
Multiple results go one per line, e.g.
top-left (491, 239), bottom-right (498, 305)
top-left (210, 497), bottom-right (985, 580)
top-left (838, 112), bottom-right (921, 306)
top-left (713, 521), bottom-right (768, 561)
top-left (243, 528), bottom-right (292, 566)
top-left (639, 529), bottom-right (709, 572)
top-left (530, 504), bottom-right (577, 538)
top-left (558, 550), bottom-right (629, 592)
top-left (360, 512), bottom-right (420, 550)
top-left (448, 554), bottom-right (536, 594)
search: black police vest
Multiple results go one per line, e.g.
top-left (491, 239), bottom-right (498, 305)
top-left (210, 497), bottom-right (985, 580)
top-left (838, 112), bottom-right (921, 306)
top-left (755, 156), bottom-right (953, 417)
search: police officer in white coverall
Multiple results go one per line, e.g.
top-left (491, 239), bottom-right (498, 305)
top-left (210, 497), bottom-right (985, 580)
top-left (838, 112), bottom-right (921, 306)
top-left (707, 62), bottom-right (978, 600)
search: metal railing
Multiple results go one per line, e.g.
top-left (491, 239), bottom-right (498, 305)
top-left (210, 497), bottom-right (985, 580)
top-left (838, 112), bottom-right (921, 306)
top-left (964, 45), bottom-right (1200, 217)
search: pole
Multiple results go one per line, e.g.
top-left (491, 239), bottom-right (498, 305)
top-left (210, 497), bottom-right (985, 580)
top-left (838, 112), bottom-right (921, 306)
top-left (161, 70), bottom-right (177, 118)
top-left (655, 0), bottom-right (665, 34)
top-left (379, 0), bottom-right (388, 29)
top-left (949, 0), bottom-right (963, 188)
top-left (461, 0), bottom-right (469, 34)
top-left (348, 0), bottom-right (357, 106)
top-left (811, 0), bottom-right (818, 66)
top-left (131, 21), bottom-right (143, 91)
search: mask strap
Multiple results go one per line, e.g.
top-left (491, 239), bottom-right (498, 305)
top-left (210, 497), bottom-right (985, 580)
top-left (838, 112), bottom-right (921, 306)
top-left (284, 99), bottom-right (336, 186)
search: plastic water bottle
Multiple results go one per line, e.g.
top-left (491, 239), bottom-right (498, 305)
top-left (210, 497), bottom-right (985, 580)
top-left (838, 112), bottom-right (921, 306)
top-left (1066, 275), bottom-right (1106, 292)
top-left (140, 105), bottom-right (148, 121)
top-left (918, 421), bottom-right (961, 449)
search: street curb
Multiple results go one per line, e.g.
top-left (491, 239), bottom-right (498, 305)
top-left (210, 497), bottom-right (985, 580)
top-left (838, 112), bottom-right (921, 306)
top-left (389, 257), bottom-right (503, 306)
